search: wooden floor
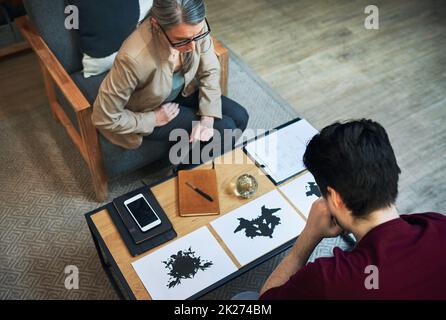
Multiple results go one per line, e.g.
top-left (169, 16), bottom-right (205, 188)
top-left (207, 0), bottom-right (446, 213)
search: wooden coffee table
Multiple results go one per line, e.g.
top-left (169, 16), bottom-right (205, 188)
top-left (85, 147), bottom-right (305, 300)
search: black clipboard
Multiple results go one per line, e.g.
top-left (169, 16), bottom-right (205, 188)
top-left (242, 117), bottom-right (311, 186)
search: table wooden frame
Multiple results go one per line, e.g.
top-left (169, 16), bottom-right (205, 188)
top-left (85, 147), bottom-right (309, 300)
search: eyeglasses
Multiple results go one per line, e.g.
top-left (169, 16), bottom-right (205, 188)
top-left (159, 18), bottom-right (211, 48)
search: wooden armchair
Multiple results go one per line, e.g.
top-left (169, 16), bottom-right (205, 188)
top-left (16, 7), bottom-right (228, 202)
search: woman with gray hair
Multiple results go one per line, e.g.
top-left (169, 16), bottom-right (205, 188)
top-left (92, 0), bottom-right (249, 168)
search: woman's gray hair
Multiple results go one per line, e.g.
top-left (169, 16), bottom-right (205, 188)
top-left (148, 0), bottom-right (207, 72)
top-left (150, 0), bottom-right (206, 30)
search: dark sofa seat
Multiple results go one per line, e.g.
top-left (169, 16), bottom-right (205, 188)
top-left (70, 71), bottom-right (171, 178)
top-left (70, 71), bottom-right (106, 104)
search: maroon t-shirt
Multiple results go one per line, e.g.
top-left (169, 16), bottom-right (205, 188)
top-left (260, 213), bottom-right (446, 300)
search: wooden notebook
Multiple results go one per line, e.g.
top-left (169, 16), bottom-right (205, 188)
top-left (178, 169), bottom-right (220, 217)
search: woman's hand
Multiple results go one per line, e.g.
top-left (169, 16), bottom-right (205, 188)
top-left (154, 102), bottom-right (180, 127)
top-left (190, 116), bottom-right (215, 143)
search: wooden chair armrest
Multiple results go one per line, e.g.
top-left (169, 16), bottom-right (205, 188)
top-left (15, 16), bottom-right (90, 112)
top-left (212, 36), bottom-right (229, 96)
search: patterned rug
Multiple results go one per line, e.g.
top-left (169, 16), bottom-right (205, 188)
top-left (0, 51), bottom-right (352, 300)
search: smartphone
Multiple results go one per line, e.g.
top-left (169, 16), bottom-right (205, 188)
top-left (124, 194), bottom-right (162, 232)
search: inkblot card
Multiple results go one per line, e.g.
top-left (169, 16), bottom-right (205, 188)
top-left (210, 189), bottom-right (306, 266)
top-left (131, 227), bottom-right (237, 300)
top-left (279, 171), bottom-right (320, 218)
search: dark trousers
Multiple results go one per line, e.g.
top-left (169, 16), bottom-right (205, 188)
top-left (144, 91), bottom-right (249, 166)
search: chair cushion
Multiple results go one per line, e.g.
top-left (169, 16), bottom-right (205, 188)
top-left (23, 0), bottom-right (83, 73)
top-left (70, 71), bottom-right (169, 179)
top-left (82, 52), bottom-right (118, 78)
top-left (68, 0), bottom-right (138, 58)
top-left (70, 71), bottom-right (106, 104)
top-left (98, 134), bottom-right (170, 178)
top-left (68, 0), bottom-right (152, 78)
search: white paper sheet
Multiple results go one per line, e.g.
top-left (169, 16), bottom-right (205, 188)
top-left (210, 190), bottom-right (306, 266)
top-left (132, 227), bottom-right (238, 300)
top-left (279, 171), bottom-right (320, 218)
top-left (244, 119), bottom-right (319, 184)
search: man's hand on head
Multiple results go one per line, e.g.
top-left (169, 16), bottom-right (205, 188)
top-left (303, 198), bottom-right (344, 241)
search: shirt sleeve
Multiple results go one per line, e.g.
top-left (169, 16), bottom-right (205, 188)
top-left (259, 260), bottom-right (327, 300)
top-left (195, 35), bottom-right (222, 119)
top-left (91, 54), bottom-right (157, 136)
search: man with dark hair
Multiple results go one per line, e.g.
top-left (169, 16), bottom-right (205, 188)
top-left (259, 119), bottom-right (446, 299)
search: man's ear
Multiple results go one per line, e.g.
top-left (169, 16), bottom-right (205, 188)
top-left (326, 186), bottom-right (345, 210)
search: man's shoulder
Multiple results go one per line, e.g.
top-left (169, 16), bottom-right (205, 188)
top-left (402, 212), bottom-right (446, 221)
top-left (400, 212), bottom-right (446, 233)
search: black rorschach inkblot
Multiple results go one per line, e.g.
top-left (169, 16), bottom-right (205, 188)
top-left (305, 182), bottom-right (321, 197)
top-left (234, 205), bottom-right (281, 239)
top-left (162, 247), bottom-right (213, 288)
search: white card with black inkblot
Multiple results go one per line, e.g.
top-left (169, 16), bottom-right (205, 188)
top-left (210, 189), bottom-right (306, 266)
top-left (132, 227), bottom-right (237, 300)
top-left (279, 171), bottom-right (320, 218)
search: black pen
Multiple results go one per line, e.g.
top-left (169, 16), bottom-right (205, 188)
top-left (185, 182), bottom-right (214, 202)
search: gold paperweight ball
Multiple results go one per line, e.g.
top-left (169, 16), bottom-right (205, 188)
top-left (235, 174), bottom-right (258, 199)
